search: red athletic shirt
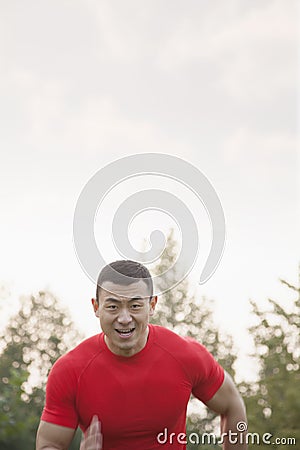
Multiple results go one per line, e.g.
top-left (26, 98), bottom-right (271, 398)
top-left (41, 324), bottom-right (224, 449)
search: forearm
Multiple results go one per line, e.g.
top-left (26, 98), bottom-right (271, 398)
top-left (220, 400), bottom-right (248, 450)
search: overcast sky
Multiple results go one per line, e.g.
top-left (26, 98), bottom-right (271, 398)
top-left (0, 0), bottom-right (298, 381)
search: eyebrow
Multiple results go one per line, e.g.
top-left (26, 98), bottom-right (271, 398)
top-left (104, 296), bottom-right (146, 303)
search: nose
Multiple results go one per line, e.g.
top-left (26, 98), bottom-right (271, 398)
top-left (117, 307), bottom-right (132, 325)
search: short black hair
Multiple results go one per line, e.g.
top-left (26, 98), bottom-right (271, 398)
top-left (96, 260), bottom-right (153, 303)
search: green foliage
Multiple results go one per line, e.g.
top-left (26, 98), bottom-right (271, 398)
top-left (0, 290), bottom-right (83, 449)
top-left (0, 366), bottom-right (37, 449)
top-left (1, 243), bottom-right (297, 450)
top-left (151, 230), bottom-right (237, 446)
top-left (242, 277), bottom-right (300, 449)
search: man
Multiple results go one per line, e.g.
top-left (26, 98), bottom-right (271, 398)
top-left (36, 260), bottom-right (247, 449)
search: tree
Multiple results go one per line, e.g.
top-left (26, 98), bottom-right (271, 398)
top-left (150, 230), bottom-right (237, 448)
top-left (241, 276), bottom-right (300, 449)
top-left (0, 290), bottom-right (83, 450)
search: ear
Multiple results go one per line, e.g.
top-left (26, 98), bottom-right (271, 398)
top-left (149, 296), bottom-right (158, 316)
top-left (91, 298), bottom-right (99, 317)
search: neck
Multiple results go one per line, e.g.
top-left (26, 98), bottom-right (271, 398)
top-left (104, 325), bottom-right (150, 357)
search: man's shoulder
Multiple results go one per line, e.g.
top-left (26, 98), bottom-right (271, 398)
top-left (151, 324), bottom-right (207, 356)
top-left (151, 324), bottom-right (183, 341)
top-left (53, 334), bottom-right (103, 372)
top-left (70, 333), bottom-right (102, 354)
top-left (150, 325), bottom-right (223, 384)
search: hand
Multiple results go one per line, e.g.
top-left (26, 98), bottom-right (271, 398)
top-left (80, 415), bottom-right (103, 450)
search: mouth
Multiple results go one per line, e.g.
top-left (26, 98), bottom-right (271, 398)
top-left (115, 327), bottom-right (135, 339)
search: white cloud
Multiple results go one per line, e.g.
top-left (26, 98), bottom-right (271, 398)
top-left (0, 0), bottom-right (298, 369)
top-left (223, 128), bottom-right (296, 167)
top-left (156, 0), bottom-right (297, 101)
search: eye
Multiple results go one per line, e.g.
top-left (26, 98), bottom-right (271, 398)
top-left (131, 304), bottom-right (142, 309)
top-left (106, 305), bottom-right (117, 310)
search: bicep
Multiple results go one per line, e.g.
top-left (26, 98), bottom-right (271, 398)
top-left (36, 420), bottom-right (76, 450)
top-left (204, 371), bottom-right (245, 415)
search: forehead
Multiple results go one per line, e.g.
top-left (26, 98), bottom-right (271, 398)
top-left (99, 280), bottom-right (150, 300)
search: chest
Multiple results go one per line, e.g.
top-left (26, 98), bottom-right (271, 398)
top-left (76, 354), bottom-right (192, 438)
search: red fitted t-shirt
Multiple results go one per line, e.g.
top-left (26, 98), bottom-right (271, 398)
top-left (41, 324), bottom-right (224, 449)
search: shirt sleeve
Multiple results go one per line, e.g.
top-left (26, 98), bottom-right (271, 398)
top-left (41, 354), bottom-right (79, 429)
top-left (185, 338), bottom-right (225, 403)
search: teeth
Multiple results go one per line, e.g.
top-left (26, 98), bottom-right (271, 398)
top-left (117, 329), bottom-right (134, 333)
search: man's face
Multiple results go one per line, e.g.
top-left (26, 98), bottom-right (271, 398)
top-left (94, 280), bottom-right (157, 357)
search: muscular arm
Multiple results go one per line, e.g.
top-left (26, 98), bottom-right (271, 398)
top-left (36, 420), bottom-right (76, 450)
top-left (205, 371), bottom-right (247, 450)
